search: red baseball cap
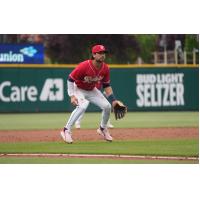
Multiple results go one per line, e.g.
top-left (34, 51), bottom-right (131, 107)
top-left (92, 44), bottom-right (108, 54)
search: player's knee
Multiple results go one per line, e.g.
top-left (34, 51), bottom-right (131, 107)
top-left (78, 100), bottom-right (89, 110)
top-left (103, 102), bottom-right (111, 112)
top-left (78, 105), bottom-right (87, 112)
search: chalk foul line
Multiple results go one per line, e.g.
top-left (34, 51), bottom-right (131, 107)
top-left (0, 153), bottom-right (198, 161)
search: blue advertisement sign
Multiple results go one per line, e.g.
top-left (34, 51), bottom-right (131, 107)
top-left (0, 44), bottom-right (44, 64)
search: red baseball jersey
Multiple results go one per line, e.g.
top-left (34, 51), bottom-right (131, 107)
top-left (95, 81), bottom-right (102, 90)
top-left (69, 60), bottom-right (110, 90)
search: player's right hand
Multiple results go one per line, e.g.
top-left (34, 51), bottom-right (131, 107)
top-left (70, 95), bottom-right (79, 106)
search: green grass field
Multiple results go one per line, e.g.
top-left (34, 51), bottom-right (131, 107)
top-left (0, 140), bottom-right (198, 156)
top-left (0, 139), bottom-right (198, 163)
top-left (0, 111), bottom-right (198, 130)
top-left (0, 112), bottom-right (199, 164)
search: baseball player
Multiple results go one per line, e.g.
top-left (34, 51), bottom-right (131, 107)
top-left (60, 44), bottom-right (119, 144)
top-left (75, 81), bottom-right (114, 129)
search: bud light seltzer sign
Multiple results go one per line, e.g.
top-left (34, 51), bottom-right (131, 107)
top-left (0, 44), bottom-right (44, 64)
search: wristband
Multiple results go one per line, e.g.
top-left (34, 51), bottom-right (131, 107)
top-left (107, 94), bottom-right (116, 103)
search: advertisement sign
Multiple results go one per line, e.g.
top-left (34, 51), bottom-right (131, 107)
top-left (0, 44), bottom-right (44, 64)
top-left (136, 73), bottom-right (185, 107)
top-left (0, 79), bottom-right (63, 103)
top-left (0, 66), bottom-right (198, 112)
top-left (110, 67), bottom-right (198, 111)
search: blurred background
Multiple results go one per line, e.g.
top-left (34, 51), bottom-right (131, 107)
top-left (0, 34), bottom-right (199, 64)
top-left (0, 34), bottom-right (199, 113)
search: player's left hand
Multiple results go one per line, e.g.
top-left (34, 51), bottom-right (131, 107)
top-left (70, 95), bottom-right (79, 106)
top-left (112, 100), bottom-right (127, 120)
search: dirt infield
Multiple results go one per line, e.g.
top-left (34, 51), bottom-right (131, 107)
top-left (0, 127), bottom-right (198, 142)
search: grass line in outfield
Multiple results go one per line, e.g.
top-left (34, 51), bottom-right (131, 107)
top-left (0, 139), bottom-right (198, 157)
top-left (0, 112), bottom-right (198, 130)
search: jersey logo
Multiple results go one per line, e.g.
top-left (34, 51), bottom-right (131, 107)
top-left (40, 79), bottom-right (63, 101)
top-left (83, 76), bottom-right (103, 83)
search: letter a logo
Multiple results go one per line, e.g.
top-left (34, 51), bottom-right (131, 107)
top-left (40, 79), bottom-right (63, 101)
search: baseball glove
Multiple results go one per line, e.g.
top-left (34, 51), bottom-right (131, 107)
top-left (113, 101), bottom-right (127, 120)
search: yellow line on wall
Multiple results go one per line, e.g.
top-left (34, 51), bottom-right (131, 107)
top-left (0, 64), bottom-right (77, 68)
top-left (0, 64), bottom-right (198, 68)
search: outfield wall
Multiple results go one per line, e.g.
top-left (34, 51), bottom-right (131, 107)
top-left (0, 64), bottom-right (198, 112)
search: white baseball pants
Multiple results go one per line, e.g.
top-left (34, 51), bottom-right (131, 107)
top-left (64, 85), bottom-right (111, 132)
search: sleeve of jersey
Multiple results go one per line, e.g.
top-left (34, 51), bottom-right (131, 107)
top-left (69, 63), bottom-right (84, 81)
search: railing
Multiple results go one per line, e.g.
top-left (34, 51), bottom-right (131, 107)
top-left (153, 49), bottom-right (199, 64)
